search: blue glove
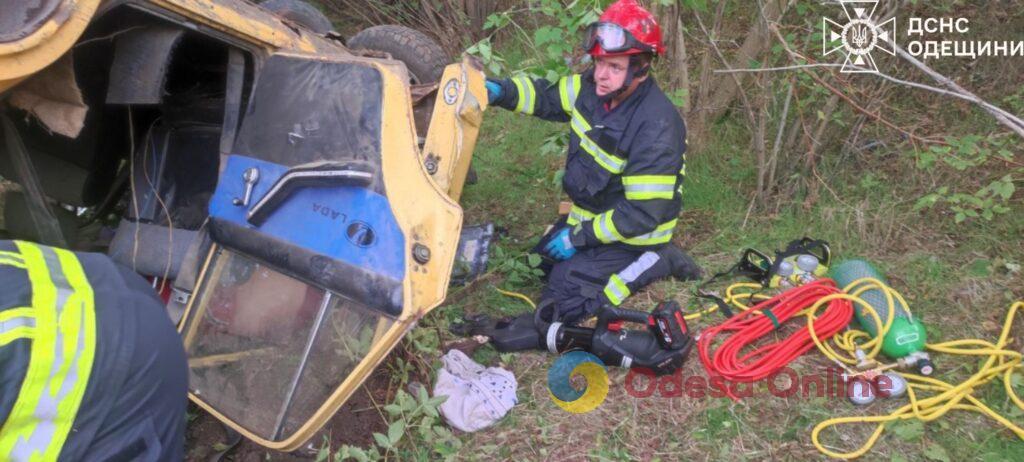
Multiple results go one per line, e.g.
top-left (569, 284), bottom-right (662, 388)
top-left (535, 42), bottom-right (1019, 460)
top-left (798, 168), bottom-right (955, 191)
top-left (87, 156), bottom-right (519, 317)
top-left (543, 228), bottom-right (577, 261)
top-left (485, 79), bottom-right (502, 104)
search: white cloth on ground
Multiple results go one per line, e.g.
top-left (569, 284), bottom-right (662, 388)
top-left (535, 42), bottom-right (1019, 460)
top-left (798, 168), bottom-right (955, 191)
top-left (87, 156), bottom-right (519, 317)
top-left (432, 349), bottom-right (517, 432)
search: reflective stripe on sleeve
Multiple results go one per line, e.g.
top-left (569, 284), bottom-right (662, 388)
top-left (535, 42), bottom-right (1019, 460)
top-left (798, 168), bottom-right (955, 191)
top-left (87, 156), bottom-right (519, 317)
top-left (512, 76), bottom-right (537, 115)
top-left (623, 175), bottom-right (677, 200)
top-left (0, 242), bottom-right (97, 461)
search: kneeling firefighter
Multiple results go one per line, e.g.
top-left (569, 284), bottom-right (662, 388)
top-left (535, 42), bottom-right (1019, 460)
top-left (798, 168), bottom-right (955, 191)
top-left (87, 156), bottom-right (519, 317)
top-left (455, 0), bottom-right (700, 372)
top-left (0, 240), bottom-right (187, 461)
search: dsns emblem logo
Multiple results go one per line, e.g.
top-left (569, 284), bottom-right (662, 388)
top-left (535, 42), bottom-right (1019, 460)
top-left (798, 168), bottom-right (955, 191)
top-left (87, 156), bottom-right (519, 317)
top-left (547, 351), bottom-right (608, 413)
top-left (822, 0), bottom-right (896, 73)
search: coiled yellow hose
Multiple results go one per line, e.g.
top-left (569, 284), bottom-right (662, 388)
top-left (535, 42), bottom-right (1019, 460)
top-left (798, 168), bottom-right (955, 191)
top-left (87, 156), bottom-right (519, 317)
top-left (699, 279), bottom-right (1023, 459)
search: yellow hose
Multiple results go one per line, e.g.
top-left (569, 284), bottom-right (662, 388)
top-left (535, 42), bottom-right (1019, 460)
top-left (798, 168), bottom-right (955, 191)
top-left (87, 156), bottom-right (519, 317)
top-left (807, 284), bottom-right (1024, 459)
top-left (496, 288), bottom-right (537, 309)
top-left (698, 278), bottom-right (1024, 459)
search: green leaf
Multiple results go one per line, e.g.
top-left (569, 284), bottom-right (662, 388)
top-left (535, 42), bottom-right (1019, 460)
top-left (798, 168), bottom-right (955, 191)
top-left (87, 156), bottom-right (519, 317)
top-left (418, 416), bottom-right (433, 438)
top-left (914, 194), bottom-right (941, 211)
top-left (891, 455), bottom-right (909, 462)
top-left (397, 391), bottom-right (417, 411)
top-left (383, 403), bottom-right (403, 416)
top-left (372, 432), bottom-right (391, 449)
top-left (346, 446), bottom-right (371, 462)
top-left (890, 420), bottom-right (924, 441)
top-left (387, 420), bottom-right (406, 445)
top-left (923, 443), bottom-right (951, 462)
top-left (427, 395), bottom-right (448, 407)
top-left (533, 26), bottom-right (562, 46)
top-left (527, 253), bottom-right (542, 268)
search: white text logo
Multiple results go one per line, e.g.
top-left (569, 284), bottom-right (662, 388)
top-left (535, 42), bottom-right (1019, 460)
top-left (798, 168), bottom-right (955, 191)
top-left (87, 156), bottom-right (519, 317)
top-left (822, 0), bottom-right (896, 73)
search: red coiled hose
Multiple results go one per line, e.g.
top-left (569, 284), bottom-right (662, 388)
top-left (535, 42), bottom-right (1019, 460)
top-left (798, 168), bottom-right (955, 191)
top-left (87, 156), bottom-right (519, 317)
top-left (698, 279), bottom-right (854, 399)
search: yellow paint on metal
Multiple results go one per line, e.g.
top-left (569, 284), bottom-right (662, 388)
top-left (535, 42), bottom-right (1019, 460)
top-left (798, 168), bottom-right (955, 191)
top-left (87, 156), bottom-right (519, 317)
top-left (148, 0), bottom-right (317, 52)
top-left (182, 54), bottom-right (488, 451)
top-left (420, 58), bottom-right (489, 201)
top-left (0, 0), bottom-right (334, 93)
top-left (0, 0), bottom-right (100, 92)
top-left (3, 0), bottom-right (488, 449)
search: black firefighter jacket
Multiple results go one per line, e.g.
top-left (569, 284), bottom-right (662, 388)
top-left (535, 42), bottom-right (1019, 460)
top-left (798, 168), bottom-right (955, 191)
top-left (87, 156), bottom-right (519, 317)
top-left (491, 69), bottom-right (687, 249)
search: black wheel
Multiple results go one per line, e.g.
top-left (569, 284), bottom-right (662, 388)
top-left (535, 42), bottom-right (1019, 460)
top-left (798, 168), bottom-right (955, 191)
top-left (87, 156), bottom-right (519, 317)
top-left (260, 0), bottom-right (332, 34)
top-left (347, 25), bottom-right (448, 84)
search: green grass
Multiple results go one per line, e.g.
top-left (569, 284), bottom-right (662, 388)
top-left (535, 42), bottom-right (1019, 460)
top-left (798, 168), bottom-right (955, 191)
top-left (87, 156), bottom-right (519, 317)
top-left (401, 101), bottom-right (1024, 461)
top-left (316, 5), bottom-right (1024, 457)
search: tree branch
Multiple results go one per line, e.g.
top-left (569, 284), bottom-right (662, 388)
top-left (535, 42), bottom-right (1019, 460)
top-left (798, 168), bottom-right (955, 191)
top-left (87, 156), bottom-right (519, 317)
top-left (892, 44), bottom-right (1024, 138)
top-left (753, 6), bottom-right (942, 145)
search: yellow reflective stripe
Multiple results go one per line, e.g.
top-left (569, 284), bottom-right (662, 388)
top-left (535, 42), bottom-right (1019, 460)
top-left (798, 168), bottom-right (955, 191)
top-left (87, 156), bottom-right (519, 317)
top-left (1, 242), bottom-right (58, 459)
top-left (558, 74), bottom-right (581, 115)
top-left (0, 257), bottom-right (27, 269)
top-left (591, 215), bottom-right (678, 246)
top-left (0, 250), bottom-right (23, 260)
top-left (623, 175), bottom-right (677, 200)
top-left (603, 274), bottom-right (630, 306)
top-left (0, 250), bottom-right (26, 269)
top-left (571, 111), bottom-right (626, 174)
top-left (0, 307), bottom-right (35, 323)
top-left (592, 211), bottom-right (625, 244)
top-left (0, 242), bottom-right (96, 461)
top-left (0, 308), bottom-right (36, 346)
top-left (623, 219), bottom-right (678, 246)
top-left (50, 246), bottom-right (97, 459)
top-left (566, 204), bottom-right (597, 226)
top-left (626, 190), bottom-right (675, 200)
top-left (512, 76), bottom-right (537, 115)
top-left (0, 328), bottom-right (35, 347)
top-left (623, 175), bottom-right (676, 185)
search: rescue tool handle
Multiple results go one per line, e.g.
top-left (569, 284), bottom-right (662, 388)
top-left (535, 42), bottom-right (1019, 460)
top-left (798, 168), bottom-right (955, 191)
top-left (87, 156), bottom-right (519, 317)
top-left (246, 161), bottom-right (374, 226)
top-left (597, 305), bottom-right (651, 326)
top-left (799, 237), bottom-right (831, 266)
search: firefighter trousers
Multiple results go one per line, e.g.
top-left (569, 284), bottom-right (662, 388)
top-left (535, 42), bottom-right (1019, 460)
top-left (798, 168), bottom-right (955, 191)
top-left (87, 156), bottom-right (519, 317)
top-left (532, 219), bottom-right (700, 325)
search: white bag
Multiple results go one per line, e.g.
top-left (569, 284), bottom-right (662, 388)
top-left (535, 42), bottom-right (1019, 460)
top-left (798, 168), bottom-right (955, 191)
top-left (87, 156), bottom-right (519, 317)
top-left (432, 349), bottom-right (517, 432)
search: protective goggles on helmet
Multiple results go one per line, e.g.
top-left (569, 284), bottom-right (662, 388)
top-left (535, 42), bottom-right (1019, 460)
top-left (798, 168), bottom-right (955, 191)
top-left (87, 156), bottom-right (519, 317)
top-left (583, 22), bottom-right (655, 54)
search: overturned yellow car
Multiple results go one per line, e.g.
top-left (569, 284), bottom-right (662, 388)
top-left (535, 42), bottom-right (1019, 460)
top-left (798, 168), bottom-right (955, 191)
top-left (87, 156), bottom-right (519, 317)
top-left (1, 0), bottom-right (487, 451)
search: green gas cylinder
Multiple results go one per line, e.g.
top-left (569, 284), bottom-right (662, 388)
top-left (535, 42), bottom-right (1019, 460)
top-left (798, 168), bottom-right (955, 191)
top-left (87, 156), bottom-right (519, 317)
top-left (829, 259), bottom-right (934, 374)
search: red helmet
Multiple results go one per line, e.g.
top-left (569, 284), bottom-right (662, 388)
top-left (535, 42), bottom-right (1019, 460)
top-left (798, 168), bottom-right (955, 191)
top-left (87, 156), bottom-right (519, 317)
top-left (585, 0), bottom-right (664, 57)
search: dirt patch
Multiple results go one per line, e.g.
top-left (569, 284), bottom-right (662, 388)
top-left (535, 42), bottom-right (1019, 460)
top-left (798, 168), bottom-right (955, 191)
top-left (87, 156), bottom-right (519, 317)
top-left (186, 366), bottom-right (393, 461)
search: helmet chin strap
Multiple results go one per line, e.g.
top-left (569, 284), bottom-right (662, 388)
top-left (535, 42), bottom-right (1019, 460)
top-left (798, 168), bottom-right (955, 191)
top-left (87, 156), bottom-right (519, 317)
top-left (597, 55), bottom-right (651, 104)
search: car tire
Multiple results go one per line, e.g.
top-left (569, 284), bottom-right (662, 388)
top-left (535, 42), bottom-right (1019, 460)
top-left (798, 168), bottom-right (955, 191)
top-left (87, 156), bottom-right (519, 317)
top-left (347, 25), bottom-right (448, 84)
top-left (260, 0), bottom-right (333, 34)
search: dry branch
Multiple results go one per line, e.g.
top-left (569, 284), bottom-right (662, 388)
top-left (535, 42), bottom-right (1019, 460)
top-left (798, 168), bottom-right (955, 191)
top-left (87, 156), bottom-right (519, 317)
top-left (892, 44), bottom-right (1024, 139)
